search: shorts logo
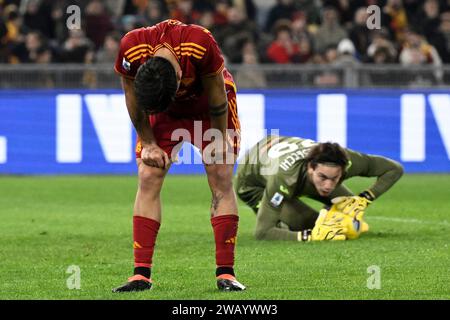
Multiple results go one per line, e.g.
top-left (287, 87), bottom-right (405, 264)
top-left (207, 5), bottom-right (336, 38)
top-left (122, 58), bottom-right (131, 71)
top-left (133, 241), bottom-right (142, 249)
top-left (270, 192), bottom-right (284, 208)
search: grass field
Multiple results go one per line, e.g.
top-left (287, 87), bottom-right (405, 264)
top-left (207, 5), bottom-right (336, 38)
top-left (0, 174), bottom-right (449, 300)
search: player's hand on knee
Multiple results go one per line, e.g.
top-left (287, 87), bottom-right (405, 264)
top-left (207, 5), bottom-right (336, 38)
top-left (141, 143), bottom-right (170, 169)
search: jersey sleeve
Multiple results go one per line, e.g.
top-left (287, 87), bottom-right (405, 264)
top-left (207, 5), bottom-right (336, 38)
top-left (114, 32), bottom-right (142, 79)
top-left (190, 27), bottom-right (225, 77)
top-left (344, 149), bottom-right (404, 199)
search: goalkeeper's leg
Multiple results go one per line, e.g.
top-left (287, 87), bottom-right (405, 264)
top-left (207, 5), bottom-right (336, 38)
top-left (234, 175), bottom-right (264, 214)
top-left (279, 199), bottom-right (319, 231)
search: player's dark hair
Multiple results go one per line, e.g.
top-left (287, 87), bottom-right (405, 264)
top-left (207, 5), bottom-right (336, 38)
top-left (134, 56), bottom-right (178, 114)
top-left (305, 142), bottom-right (349, 172)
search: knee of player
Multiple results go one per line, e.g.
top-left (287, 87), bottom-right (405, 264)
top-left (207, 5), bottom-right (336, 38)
top-left (138, 165), bottom-right (165, 189)
top-left (254, 225), bottom-right (269, 241)
top-left (208, 169), bottom-right (234, 191)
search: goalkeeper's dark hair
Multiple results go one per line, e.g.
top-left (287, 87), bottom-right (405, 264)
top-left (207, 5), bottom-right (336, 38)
top-left (134, 56), bottom-right (177, 114)
top-left (305, 142), bottom-right (349, 172)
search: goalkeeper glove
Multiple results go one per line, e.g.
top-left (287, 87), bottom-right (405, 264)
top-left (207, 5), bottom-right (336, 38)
top-left (329, 197), bottom-right (368, 239)
top-left (299, 209), bottom-right (347, 241)
top-left (331, 195), bottom-right (371, 218)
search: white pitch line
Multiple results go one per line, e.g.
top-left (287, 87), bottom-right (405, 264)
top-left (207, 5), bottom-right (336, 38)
top-left (367, 216), bottom-right (450, 227)
top-left (238, 205), bottom-right (450, 227)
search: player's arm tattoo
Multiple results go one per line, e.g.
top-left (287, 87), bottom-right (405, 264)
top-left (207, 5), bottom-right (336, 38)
top-left (209, 102), bottom-right (228, 117)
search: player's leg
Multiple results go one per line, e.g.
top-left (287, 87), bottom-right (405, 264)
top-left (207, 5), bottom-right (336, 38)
top-left (279, 199), bottom-right (319, 231)
top-left (113, 113), bottom-right (177, 293)
top-left (204, 163), bottom-right (245, 291)
top-left (201, 92), bottom-right (245, 291)
top-left (112, 159), bottom-right (169, 293)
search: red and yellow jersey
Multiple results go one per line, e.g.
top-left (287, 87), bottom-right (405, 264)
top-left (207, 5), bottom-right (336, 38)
top-left (114, 19), bottom-right (236, 116)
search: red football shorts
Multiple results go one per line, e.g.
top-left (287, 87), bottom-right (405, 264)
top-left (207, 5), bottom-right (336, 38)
top-left (135, 90), bottom-right (240, 161)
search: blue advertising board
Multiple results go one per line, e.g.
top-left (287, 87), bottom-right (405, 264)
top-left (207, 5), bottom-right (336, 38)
top-left (0, 89), bottom-right (449, 174)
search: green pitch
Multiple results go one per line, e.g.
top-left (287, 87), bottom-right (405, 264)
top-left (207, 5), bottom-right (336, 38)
top-left (0, 174), bottom-right (449, 300)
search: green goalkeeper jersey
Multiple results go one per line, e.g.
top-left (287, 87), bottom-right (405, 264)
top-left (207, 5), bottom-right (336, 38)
top-left (235, 135), bottom-right (404, 240)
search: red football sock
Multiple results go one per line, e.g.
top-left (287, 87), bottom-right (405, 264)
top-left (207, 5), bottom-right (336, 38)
top-left (133, 216), bottom-right (160, 268)
top-left (211, 214), bottom-right (239, 268)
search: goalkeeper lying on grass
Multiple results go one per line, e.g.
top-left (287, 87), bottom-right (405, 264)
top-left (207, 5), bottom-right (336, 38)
top-left (235, 135), bottom-right (403, 241)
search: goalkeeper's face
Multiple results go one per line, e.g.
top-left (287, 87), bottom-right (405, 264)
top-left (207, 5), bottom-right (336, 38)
top-left (307, 164), bottom-right (343, 197)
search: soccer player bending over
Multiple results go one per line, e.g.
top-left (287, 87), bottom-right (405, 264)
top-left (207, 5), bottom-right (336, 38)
top-left (235, 135), bottom-right (403, 241)
top-left (112, 19), bottom-right (245, 292)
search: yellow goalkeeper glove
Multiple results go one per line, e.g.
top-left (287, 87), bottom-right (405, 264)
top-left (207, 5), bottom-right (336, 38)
top-left (299, 209), bottom-right (347, 241)
top-left (331, 195), bottom-right (371, 217)
top-left (329, 198), bottom-right (368, 239)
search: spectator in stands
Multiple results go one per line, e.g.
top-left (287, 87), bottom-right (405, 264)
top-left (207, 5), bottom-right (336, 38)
top-left (372, 46), bottom-right (397, 64)
top-left (217, 6), bottom-right (259, 63)
top-left (313, 6), bottom-right (347, 54)
top-left (3, 5), bottom-right (23, 44)
top-left (323, 0), bottom-right (353, 27)
top-left (266, 20), bottom-right (302, 63)
top-left (0, 16), bottom-right (9, 63)
top-left (234, 40), bottom-right (267, 88)
top-left (291, 11), bottom-right (312, 45)
top-left (22, 0), bottom-right (54, 39)
top-left (96, 31), bottom-right (120, 64)
top-left (170, 0), bottom-right (201, 24)
top-left (213, 0), bottom-right (230, 26)
top-left (290, 12), bottom-right (314, 63)
top-left (419, 1), bottom-right (448, 62)
top-left (367, 28), bottom-right (398, 63)
top-left (383, 0), bottom-right (409, 42)
top-left (120, 14), bottom-right (140, 34)
top-left (265, 0), bottom-right (297, 33)
top-left (334, 38), bottom-right (360, 65)
top-left (297, 36), bottom-right (313, 63)
top-left (399, 29), bottom-right (442, 66)
top-left (145, 0), bottom-right (167, 26)
top-left (60, 29), bottom-right (94, 63)
top-left (399, 29), bottom-right (443, 84)
top-left (436, 11), bottom-right (450, 63)
top-left (349, 7), bottom-right (371, 61)
top-left (295, 0), bottom-right (322, 25)
top-left (84, 0), bottom-right (115, 50)
top-left (312, 44), bottom-right (340, 87)
top-left (11, 30), bottom-right (48, 63)
top-left (421, 0), bottom-right (441, 37)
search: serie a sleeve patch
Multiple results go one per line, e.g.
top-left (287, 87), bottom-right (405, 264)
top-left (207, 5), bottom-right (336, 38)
top-left (269, 192), bottom-right (284, 208)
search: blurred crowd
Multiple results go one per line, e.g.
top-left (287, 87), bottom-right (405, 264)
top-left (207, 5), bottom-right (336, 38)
top-left (0, 0), bottom-right (449, 86)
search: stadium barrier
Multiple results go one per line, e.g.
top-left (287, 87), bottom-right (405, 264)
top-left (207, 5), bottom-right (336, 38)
top-left (0, 63), bottom-right (450, 89)
top-left (1, 89), bottom-right (449, 174)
